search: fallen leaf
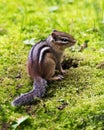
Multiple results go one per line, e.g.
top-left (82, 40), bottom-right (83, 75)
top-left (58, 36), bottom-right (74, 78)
top-left (12, 116), bottom-right (29, 129)
top-left (57, 102), bottom-right (68, 110)
top-left (49, 6), bottom-right (58, 12)
top-left (23, 38), bottom-right (36, 45)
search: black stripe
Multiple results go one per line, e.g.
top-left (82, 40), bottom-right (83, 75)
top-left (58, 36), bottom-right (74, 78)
top-left (30, 40), bottom-right (46, 64)
top-left (37, 45), bottom-right (50, 62)
top-left (31, 44), bottom-right (37, 64)
top-left (30, 40), bottom-right (51, 65)
top-left (40, 49), bottom-right (51, 64)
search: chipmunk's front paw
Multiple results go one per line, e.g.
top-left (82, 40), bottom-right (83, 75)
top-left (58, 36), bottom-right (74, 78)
top-left (49, 75), bottom-right (64, 81)
top-left (57, 75), bottom-right (64, 80)
top-left (61, 69), bottom-right (66, 75)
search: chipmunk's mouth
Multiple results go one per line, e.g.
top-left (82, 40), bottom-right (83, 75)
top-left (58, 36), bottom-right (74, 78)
top-left (72, 40), bottom-right (76, 44)
top-left (70, 40), bottom-right (76, 46)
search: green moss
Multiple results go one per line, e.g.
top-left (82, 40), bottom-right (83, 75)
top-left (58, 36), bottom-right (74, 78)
top-left (0, 0), bottom-right (104, 129)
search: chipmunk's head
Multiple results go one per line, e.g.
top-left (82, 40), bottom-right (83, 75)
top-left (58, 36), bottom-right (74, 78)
top-left (51, 30), bottom-right (76, 48)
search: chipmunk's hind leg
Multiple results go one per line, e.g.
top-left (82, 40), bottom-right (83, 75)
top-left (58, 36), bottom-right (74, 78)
top-left (49, 75), bottom-right (64, 81)
top-left (42, 53), bottom-right (64, 81)
top-left (41, 53), bottom-right (55, 80)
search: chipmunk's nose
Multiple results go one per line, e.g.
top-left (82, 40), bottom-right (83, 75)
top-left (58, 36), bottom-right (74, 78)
top-left (73, 40), bottom-right (76, 44)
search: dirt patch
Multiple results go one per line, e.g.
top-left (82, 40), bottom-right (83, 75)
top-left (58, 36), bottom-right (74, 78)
top-left (96, 61), bottom-right (104, 69)
top-left (62, 57), bottom-right (80, 69)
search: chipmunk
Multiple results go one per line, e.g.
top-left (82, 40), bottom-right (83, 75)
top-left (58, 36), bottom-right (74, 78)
top-left (12, 30), bottom-right (76, 106)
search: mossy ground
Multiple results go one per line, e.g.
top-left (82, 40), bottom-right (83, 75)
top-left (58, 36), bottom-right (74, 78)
top-left (0, 0), bottom-right (104, 129)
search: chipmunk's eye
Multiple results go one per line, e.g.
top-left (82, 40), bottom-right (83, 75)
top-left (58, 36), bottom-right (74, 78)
top-left (61, 38), bottom-right (68, 42)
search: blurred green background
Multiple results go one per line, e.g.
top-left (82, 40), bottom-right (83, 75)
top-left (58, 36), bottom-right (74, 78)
top-left (0, 0), bottom-right (104, 129)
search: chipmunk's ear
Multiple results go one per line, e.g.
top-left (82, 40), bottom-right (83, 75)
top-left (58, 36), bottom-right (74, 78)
top-left (51, 30), bottom-right (58, 41)
top-left (51, 32), bottom-right (57, 41)
top-left (52, 29), bottom-right (57, 32)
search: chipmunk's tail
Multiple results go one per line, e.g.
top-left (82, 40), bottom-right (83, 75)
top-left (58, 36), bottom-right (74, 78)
top-left (12, 78), bottom-right (47, 107)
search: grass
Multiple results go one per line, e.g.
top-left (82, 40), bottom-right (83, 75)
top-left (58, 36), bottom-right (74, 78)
top-left (0, 0), bottom-right (104, 129)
